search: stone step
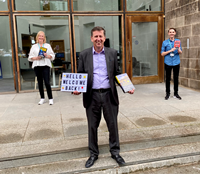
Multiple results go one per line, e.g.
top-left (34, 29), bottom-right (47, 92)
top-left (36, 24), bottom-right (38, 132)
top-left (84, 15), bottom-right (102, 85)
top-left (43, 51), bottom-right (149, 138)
top-left (1, 134), bottom-right (200, 173)
top-left (1, 124), bottom-right (200, 162)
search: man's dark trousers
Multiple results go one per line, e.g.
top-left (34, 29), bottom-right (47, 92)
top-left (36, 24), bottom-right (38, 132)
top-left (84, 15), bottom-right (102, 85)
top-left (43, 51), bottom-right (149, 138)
top-left (86, 89), bottom-right (120, 157)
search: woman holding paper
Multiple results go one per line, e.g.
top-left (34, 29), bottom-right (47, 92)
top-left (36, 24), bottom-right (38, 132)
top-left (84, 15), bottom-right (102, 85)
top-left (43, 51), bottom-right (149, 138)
top-left (28, 31), bottom-right (55, 105)
top-left (161, 27), bottom-right (182, 100)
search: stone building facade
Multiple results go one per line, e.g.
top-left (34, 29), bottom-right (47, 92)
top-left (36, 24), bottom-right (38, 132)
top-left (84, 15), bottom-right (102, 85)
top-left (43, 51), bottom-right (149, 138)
top-left (165, 0), bottom-right (200, 90)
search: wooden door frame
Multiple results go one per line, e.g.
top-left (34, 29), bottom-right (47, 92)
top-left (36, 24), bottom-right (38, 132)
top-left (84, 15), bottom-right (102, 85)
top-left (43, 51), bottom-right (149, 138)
top-left (126, 15), bottom-right (164, 84)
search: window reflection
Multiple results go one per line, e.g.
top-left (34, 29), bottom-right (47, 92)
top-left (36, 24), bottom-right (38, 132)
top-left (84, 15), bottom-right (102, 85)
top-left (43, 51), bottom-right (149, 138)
top-left (74, 16), bottom-right (122, 72)
top-left (73, 0), bottom-right (120, 11)
top-left (0, 16), bottom-right (14, 92)
top-left (16, 16), bottom-right (71, 90)
top-left (15, 0), bottom-right (68, 11)
top-left (127, 0), bottom-right (161, 11)
top-left (132, 22), bottom-right (158, 77)
top-left (0, 0), bottom-right (8, 11)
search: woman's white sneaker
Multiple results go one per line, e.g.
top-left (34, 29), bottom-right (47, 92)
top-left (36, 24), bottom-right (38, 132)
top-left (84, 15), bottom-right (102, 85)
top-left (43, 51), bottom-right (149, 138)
top-left (38, 99), bottom-right (45, 105)
top-left (49, 99), bottom-right (53, 105)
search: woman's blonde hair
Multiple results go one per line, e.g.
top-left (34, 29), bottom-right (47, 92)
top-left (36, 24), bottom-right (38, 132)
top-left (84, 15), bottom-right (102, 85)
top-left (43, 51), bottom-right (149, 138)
top-left (36, 31), bottom-right (46, 43)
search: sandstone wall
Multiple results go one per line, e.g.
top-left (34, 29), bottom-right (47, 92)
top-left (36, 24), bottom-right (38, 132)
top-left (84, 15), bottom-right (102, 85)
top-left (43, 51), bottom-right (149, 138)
top-left (165, 0), bottom-right (200, 90)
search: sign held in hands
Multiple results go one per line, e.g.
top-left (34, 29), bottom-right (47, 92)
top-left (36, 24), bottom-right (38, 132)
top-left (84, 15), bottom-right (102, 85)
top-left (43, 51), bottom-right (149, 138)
top-left (61, 73), bottom-right (88, 92)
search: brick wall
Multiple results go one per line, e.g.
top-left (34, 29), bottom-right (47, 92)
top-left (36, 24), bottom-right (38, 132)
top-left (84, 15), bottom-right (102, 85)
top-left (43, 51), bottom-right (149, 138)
top-left (165, 0), bottom-right (200, 90)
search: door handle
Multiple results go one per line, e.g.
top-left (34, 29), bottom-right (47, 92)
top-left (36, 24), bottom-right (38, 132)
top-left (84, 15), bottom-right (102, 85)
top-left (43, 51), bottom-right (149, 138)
top-left (128, 41), bottom-right (131, 64)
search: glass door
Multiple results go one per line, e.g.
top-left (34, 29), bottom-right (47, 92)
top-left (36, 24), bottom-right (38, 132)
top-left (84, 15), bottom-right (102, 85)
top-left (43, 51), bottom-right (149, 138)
top-left (126, 15), bottom-right (164, 84)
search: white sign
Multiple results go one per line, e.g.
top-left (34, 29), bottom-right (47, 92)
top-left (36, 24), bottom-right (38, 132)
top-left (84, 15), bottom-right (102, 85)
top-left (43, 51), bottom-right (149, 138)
top-left (61, 73), bottom-right (88, 92)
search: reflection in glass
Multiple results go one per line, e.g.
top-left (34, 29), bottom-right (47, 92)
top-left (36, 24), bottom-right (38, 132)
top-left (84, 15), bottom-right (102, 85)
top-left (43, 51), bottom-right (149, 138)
top-left (0, 16), bottom-right (14, 92)
top-left (132, 22), bottom-right (157, 77)
top-left (74, 16), bottom-right (122, 72)
top-left (127, 0), bottom-right (161, 11)
top-left (16, 16), bottom-right (71, 90)
top-left (15, 0), bottom-right (68, 11)
top-left (73, 0), bottom-right (120, 11)
top-left (0, 0), bottom-right (8, 11)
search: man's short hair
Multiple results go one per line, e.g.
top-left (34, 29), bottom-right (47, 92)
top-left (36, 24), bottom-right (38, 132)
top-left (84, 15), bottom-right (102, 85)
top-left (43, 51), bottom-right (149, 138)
top-left (91, 26), bottom-right (106, 36)
top-left (168, 27), bottom-right (176, 32)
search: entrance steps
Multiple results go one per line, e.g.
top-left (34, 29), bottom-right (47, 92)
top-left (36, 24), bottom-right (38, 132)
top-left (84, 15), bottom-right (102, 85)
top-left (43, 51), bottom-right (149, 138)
top-left (1, 134), bottom-right (200, 173)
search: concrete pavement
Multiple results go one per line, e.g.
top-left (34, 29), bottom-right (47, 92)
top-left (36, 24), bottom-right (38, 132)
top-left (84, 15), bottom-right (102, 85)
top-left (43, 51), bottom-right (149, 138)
top-left (0, 83), bottom-right (200, 173)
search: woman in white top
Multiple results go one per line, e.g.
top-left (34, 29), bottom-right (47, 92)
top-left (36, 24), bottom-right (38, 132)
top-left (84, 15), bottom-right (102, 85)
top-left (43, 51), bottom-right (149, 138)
top-left (28, 31), bottom-right (55, 105)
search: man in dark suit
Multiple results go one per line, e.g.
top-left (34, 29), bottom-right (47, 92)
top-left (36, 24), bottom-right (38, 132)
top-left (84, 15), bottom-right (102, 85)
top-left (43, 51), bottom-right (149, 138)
top-left (73, 26), bottom-right (134, 168)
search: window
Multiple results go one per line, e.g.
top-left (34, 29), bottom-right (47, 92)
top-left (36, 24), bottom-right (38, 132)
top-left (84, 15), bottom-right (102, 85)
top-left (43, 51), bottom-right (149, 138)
top-left (0, 16), bottom-right (14, 92)
top-left (132, 22), bottom-right (158, 76)
top-left (0, 0), bottom-right (8, 11)
top-left (73, 0), bottom-right (121, 11)
top-left (74, 16), bottom-right (122, 72)
top-left (15, 0), bottom-right (68, 11)
top-left (127, 0), bottom-right (161, 11)
top-left (16, 15), bottom-right (71, 90)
